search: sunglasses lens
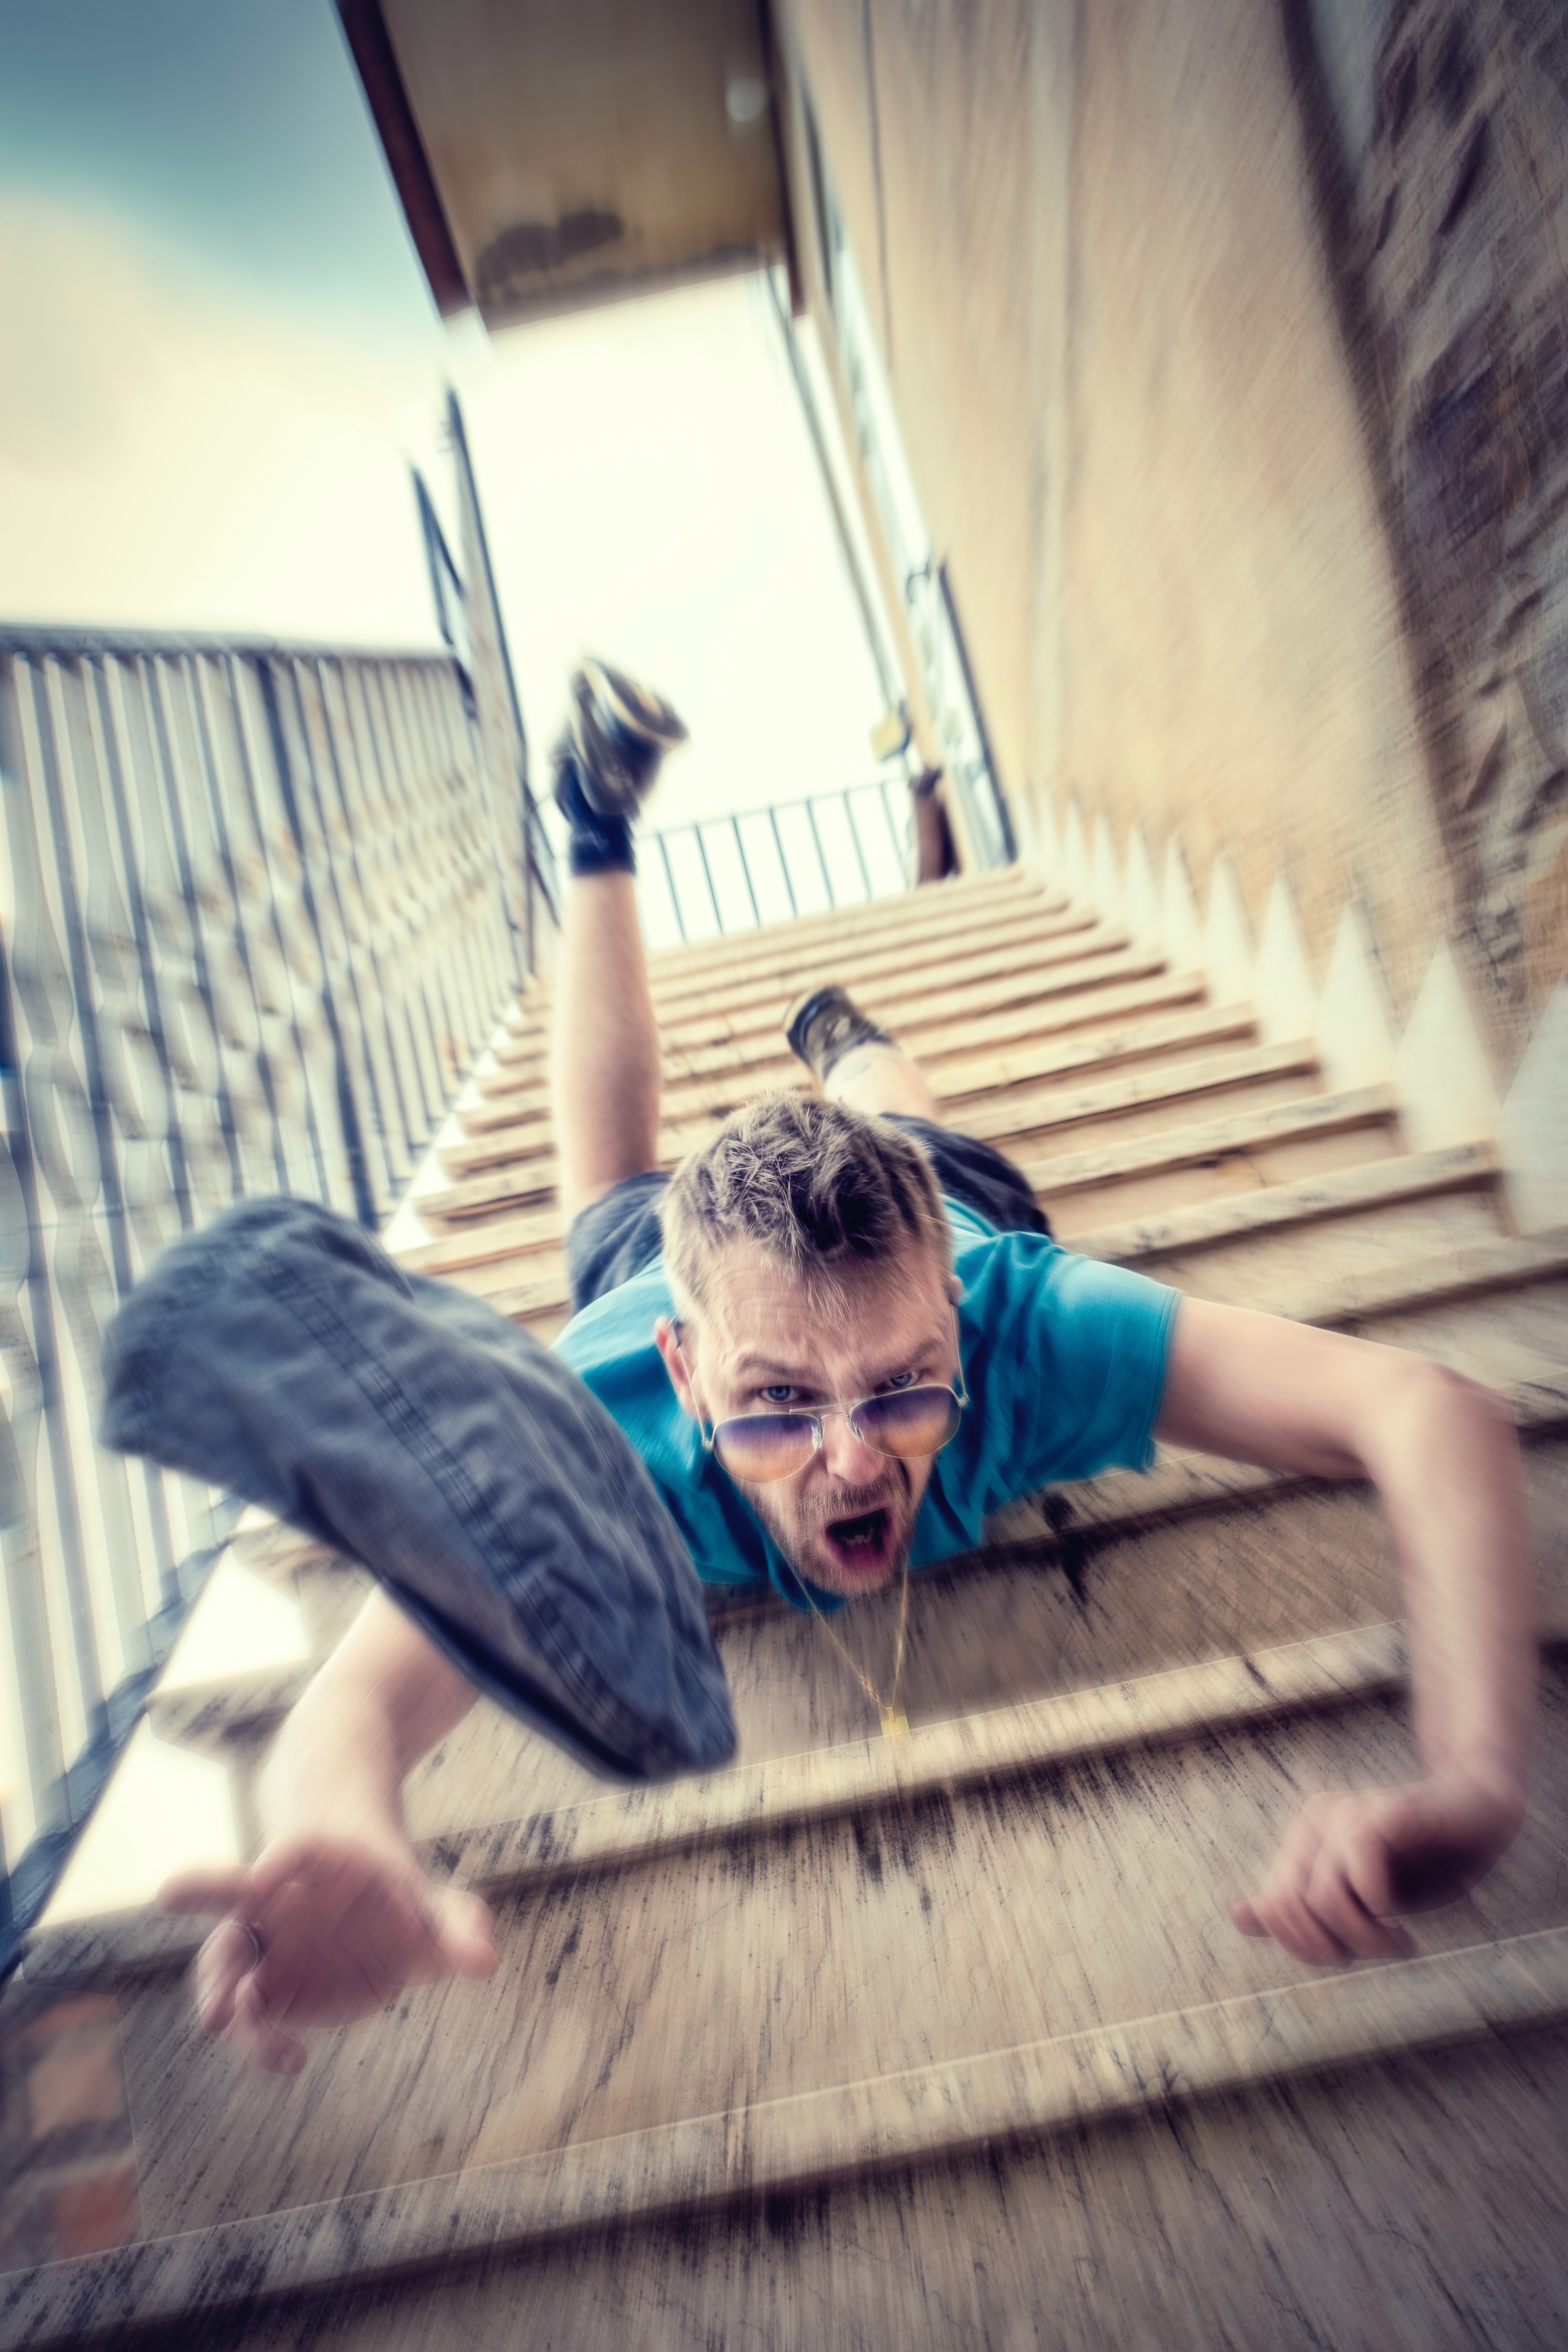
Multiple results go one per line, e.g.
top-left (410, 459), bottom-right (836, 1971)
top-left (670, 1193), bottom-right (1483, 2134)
top-left (712, 1413), bottom-right (819, 1484)
top-left (853, 1386), bottom-right (962, 1459)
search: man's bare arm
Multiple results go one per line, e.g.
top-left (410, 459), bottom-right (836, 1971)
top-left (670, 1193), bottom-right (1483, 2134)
top-left (1156, 1298), bottom-right (1535, 1965)
top-left (259, 1586), bottom-right (482, 1858)
top-left (160, 1592), bottom-right (495, 2074)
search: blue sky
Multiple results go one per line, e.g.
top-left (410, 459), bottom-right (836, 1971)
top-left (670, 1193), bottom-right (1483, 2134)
top-left (0, 1), bottom-right (889, 828)
top-left (0, 0), bottom-right (437, 339)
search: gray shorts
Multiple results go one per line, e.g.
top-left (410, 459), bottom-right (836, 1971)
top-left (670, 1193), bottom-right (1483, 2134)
top-left (565, 1116), bottom-right (1052, 1316)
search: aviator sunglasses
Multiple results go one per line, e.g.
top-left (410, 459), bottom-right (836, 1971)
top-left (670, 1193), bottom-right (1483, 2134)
top-left (676, 1310), bottom-right (969, 1485)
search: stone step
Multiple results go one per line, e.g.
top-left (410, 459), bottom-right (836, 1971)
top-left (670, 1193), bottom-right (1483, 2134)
top-left (628, 866), bottom-right (1051, 990)
top-left (384, 1000), bottom-right (1269, 1262)
top-left (659, 904), bottom-right (1107, 1043)
top-left (432, 1086), bottom-right (1386, 1330)
top-left (10, 1669), bottom-right (1568, 2350)
top-left (469, 925), bottom-right (1139, 1122)
top-left (1018, 1084), bottom-right (1394, 1203)
top-left (406, 988), bottom-right (1249, 1224)
top-left (441, 948), bottom-right (1179, 1176)
top-left (1075, 1141), bottom-right (1501, 1265)
top-left (119, 1362), bottom-right (1568, 1808)
top-left (502, 873), bottom-right (1058, 1037)
top-left (497, 899), bottom-right (1106, 1061)
top-left (122, 1312), bottom-right (1568, 1780)
top-left (39, 1414), bottom-right (1568, 2013)
top-left (13, 1953), bottom-right (1567, 2351)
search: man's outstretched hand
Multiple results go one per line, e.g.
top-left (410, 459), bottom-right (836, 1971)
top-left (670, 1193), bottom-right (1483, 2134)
top-left (1231, 1775), bottom-right (1525, 1969)
top-left (159, 1835), bottom-right (498, 2076)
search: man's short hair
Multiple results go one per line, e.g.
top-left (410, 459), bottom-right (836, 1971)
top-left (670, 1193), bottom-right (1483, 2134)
top-left (660, 1093), bottom-right (951, 1315)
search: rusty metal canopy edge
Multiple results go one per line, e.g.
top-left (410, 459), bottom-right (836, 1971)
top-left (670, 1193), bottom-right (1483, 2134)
top-left (336, 0), bottom-right (474, 317)
top-left (348, 0), bottom-right (789, 332)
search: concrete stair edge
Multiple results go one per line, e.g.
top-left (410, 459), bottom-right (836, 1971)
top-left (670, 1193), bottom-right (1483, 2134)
top-left (1076, 1142), bottom-right (1501, 1262)
top-left (442, 948), bottom-right (1178, 1173)
top-left (405, 992), bottom-right (1253, 1223)
top-left (495, 913), bottom-right (1107, 1067)
top-left (8, 1926), bottom-right (1568, 2351)
top-left (453, 1082), bottom-right (1401, 1326)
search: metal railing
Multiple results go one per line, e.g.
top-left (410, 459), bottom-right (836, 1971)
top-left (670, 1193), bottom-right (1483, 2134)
top-left (0, 627), bottom-right (539, 1974)
top-left (637, 778), bottom-right (912, 948)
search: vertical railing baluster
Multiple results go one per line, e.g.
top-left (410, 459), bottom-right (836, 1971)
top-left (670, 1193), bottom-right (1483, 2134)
top-left (657, 830), bottom-right (686, 942)
top-left (843, 790), bottom-right (872, 900)
top-left (806, 798), bottom-right (834, 907)
top-left (769, 807), bottom-right (796, 916)
top-left (693, 823), bottom-right (723, 935)
top-left (878, 774), bottom-right (905, 880)
top-left (732, 815), bottom-right (760, 929)
top-left (0, 630), bottom-right (559, 1979)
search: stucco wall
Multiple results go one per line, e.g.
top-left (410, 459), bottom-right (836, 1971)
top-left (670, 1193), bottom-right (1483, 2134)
top-left (1058, 0), bottom-right (1454, 1016)
top-left (782, 0), bottom-right (1048, 858)
top-left (780, 0), bottom-right (1469, 1025)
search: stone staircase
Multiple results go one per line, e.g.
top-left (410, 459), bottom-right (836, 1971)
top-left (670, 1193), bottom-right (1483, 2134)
top-left (6, 861), bottom-right (1568, 2349)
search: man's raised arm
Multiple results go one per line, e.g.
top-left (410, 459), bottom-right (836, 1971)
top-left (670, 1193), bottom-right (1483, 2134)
top-left (159, 1593), bottom-right (496, 2076)
top-left (1155, 1297), bottom-right (1536, 1968)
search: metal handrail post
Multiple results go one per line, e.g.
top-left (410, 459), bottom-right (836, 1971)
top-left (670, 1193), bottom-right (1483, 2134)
top-left (731, 815), bottom-right (760, 928)
top-left (656, 829), bottom-right (686, 941)
top-left (693, 823), bottom-right (723, 932)
top-left (842, 790), bottom-right (872, 898)
top-left (805, 798), bottom-right (835, 907)
top-left (768, 807), bottom-right (797, 916)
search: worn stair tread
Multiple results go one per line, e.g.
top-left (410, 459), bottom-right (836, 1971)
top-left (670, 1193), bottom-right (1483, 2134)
top-left (666, 910), bottom-right (1111, 1040)
top-left (389, 1031), bottom-right (1305, 1278)
top-left (43, 1620), bottom-right (1414, 1980)
top-left (42, 1428), bottom-right (1568, 1975)
top-left (442, 955), bottom-right (1189, 1176)
top-left (479, 964), bottom-right (1213, 1157)
top-left (497, 903), bottom-right (1104, 1067)
top-left (645, 859), bottom-right (1039, 959)
top-left (1075, 1142), bottom-right (1500, 1263)
top-left (205, 1229), bottom-right (1567, 1610)
top-left (461, 936), bottom-right (1170, 1138)
top-left (38, 826), bottom-right (1560, 2352)
top-left (470, 928), bottom-right (1141, 1122)
top-left (413, 986), bottom-right (1246, 1220)
top-left (8, 1923), bottom-right (1568, 2352)
top-left (510, 877), bottom-right (1063, 1031)
top-left (126, 1343), bottom-right (1568, 1774)
top-left (1267, 1228), bottom-right (1568, 1326)
top-left (387, 1198), bottom-right (569, 1277)
top-left (945, 983), bottom-right (1260, 1110)
top-left (632, 871), bottom-right (1055, 990)
top-left (499, 900), bottom-right (1098, 1057)
top-left (1015, 1084), bottom-right (1394, 1200)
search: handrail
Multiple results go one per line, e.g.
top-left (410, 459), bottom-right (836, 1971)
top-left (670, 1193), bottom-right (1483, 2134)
top-left (0, 631), bottom-right (539, 1977)
top-left (639, 778), bottom-right (912, 946)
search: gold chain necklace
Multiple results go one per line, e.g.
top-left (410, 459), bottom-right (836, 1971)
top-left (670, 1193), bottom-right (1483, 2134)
top-left (798, 1553), bottom-right (912, 1738)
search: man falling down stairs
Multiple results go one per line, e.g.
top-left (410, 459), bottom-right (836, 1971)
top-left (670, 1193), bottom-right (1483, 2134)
top-left (15, 659), bottom-right (1567, 2347)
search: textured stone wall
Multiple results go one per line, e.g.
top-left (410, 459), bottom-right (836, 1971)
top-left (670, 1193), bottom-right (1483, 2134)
top-left (1307, 0), bottom-right (1568, 1045)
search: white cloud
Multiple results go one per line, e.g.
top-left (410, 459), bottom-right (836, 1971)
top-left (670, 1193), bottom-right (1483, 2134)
top-left (0, 198), bottom-right (889, 815)
top-left (0, 195), bottom-right (445, 643)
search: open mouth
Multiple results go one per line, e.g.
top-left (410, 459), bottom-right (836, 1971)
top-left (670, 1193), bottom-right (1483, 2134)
top-left (820, 1504), bottom-right (895, 1581)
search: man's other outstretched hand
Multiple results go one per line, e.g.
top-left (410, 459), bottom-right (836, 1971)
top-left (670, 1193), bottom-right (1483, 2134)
top-left (159, 1835), bottom-right (498, 2076)
top-left (1231, 1774), bottom-right (1525, 1969)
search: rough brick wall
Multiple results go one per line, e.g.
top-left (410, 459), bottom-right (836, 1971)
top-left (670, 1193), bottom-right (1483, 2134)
top-left (1312, 0), bottom-right (1568, 1049)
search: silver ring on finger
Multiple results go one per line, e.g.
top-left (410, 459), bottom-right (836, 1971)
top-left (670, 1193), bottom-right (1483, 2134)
top-left (235, 1917), bottom-right (268, 1974)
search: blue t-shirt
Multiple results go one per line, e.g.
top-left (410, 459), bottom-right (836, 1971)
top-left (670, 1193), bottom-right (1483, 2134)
top-left (554, 1199), bottom-right (1180, 1605)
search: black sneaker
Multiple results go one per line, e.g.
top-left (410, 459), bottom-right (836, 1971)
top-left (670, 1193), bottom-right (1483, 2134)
top-left (553, 657), bottom-right (688, 821)
top-left (782, 984), bottom-right (894, 1085)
